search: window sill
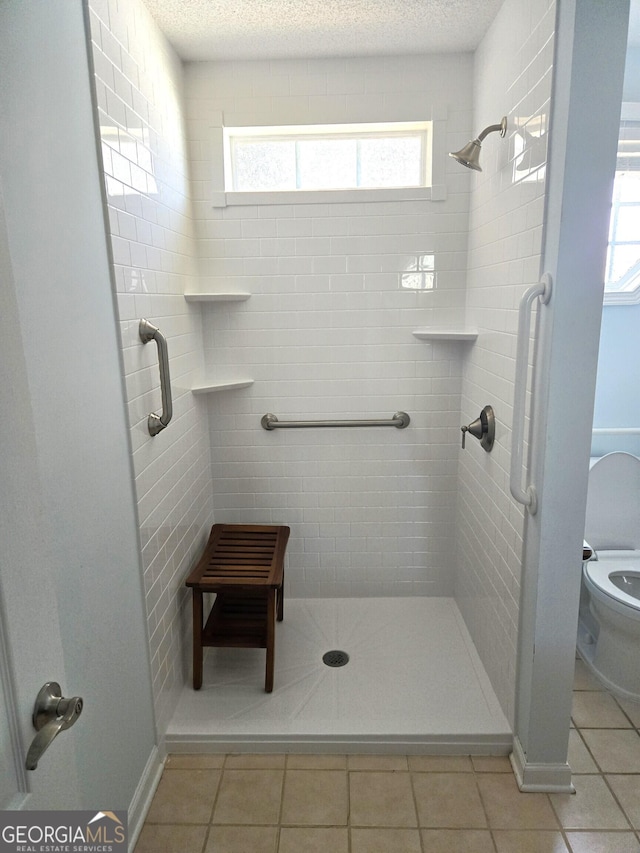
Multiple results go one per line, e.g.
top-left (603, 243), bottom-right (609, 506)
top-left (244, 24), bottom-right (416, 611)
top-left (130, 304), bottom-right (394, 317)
top-left (212, 185), bottom-right (446, 208)
top-left (603, 290), bottom-right (640, 306)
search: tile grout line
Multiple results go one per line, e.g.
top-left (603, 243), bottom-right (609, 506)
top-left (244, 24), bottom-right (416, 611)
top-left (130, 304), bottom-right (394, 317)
top-left (346, 765), bottom-right (352, 853)
top-left (202, 757), bottom-right (224, 853)
top-left (571, 685), bottom-right (640, 848)
top-left (407, 764), bottom-right (428, 853)
top-left (471, 760), bottom-right (499, 853)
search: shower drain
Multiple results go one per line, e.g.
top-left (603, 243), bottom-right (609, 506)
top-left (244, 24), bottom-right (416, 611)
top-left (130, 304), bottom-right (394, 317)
top-left (322, 650), bottom-right (349, 667)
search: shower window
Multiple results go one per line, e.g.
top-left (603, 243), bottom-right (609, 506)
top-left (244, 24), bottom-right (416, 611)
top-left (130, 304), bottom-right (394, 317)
top-left (604, 113), bottom-right (640, 304)
top-left (223, 121), bottom-right (432, 193)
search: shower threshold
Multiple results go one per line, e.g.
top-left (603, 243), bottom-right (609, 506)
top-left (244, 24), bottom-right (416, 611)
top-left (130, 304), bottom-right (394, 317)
top-left (166, 597), bottom-right (512, 756)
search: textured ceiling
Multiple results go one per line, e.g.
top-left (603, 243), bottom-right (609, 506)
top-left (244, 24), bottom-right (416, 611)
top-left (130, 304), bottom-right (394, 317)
top-left (142, 0), bottom-right (506, 61)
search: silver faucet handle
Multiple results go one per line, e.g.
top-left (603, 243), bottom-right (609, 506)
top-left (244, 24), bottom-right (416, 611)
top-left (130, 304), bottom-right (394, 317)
top-left (461, 405), bottom-right (495, 453)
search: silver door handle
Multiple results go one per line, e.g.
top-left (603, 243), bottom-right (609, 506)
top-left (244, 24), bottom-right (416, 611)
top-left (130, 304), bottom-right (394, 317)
top-left (139, 319), bottom-right (173, 436)
top-left (25, 682), bottom-right (83, 770)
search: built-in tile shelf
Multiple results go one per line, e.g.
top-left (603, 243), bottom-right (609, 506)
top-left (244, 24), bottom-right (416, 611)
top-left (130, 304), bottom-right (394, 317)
top-left (412, 329), bottom-right (478, 342)
top-left (186, 293), bottom-right (254, 392)
top-left (191, 379), bottom-right (254, 395)
top-left (184, 292), bottom-right (251, 302)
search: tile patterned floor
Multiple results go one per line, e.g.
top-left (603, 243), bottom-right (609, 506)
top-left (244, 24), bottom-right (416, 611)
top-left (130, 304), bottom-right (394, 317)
top-left (135, 659), bottom-right (640, 852)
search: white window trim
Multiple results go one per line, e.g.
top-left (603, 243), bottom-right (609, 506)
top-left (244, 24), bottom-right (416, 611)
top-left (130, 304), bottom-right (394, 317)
top-left (224, 121), bottom-right (431, 193)
top-left (604, 102), bottom-right (640, 306)
top-left (207, 111), bottom-right (449, 207)
top-left (603, 289), bottom-right (640, 306)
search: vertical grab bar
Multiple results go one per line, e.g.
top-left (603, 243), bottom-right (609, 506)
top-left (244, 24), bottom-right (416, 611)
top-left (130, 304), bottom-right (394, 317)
top-left (139, 319), bottom-right (173, 436)
top-left (509, 273), bottom-right (552, 515)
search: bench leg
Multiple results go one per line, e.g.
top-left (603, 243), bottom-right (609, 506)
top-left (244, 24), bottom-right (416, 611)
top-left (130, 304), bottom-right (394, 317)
top-left (277, 580), bottom-right (284, 622)
top-left (265, 589), bottom-right (276, 693)
top-left (192, 589), bottom-right (203, 690)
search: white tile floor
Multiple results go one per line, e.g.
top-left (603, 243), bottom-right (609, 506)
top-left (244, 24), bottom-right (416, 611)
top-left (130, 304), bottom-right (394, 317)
top-left (167, 598), bottom-right (511, 754)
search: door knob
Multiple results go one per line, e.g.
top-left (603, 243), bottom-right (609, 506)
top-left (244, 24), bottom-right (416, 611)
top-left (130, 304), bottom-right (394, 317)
top-left (461, 405), bottom-right (495, 452)
top-left (25, 681), bottom-right (83, 770)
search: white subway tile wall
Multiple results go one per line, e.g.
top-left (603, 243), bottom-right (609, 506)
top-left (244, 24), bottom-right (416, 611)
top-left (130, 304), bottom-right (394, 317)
top-left (455, 0), bottom-right (556, 724)
top-left (86, 0), bottom-right (556, 732)
top-left (88, 0), bottom-right (214, 734)
top-left (184, 55), bottom-right (475, 597)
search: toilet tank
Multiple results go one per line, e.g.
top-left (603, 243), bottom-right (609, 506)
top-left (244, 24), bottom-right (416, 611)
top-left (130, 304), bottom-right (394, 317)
top-left (585, 452), bottom-right (640, 550)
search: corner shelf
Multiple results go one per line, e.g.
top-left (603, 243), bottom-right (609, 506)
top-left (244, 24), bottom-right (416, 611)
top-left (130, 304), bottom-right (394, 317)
top-left (186, 292), bottom-right (254, 393)
top-left (191, 379), bottom-right (254, 395)
top-left (184, 292), bottom-right (251, 303)
top-left (412, 329), bottom-right (478, 342)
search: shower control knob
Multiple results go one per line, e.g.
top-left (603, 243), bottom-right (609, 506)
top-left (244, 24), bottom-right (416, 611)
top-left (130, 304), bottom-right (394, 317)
top-left (461, 405), bottom-right (495, 453)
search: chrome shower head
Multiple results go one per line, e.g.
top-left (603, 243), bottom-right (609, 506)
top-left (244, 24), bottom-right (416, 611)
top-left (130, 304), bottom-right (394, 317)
top-left (450, 139), bottom-right (483, 171)
top-left (449, 116), bottom-right (508, 172)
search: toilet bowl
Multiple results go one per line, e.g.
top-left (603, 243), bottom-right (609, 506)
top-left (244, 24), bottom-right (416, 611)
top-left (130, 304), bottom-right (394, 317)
top-left (577, 452), bottom-right (640, 702)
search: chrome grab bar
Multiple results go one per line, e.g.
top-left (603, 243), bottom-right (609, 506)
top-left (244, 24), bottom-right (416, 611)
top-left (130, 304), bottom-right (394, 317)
top-left (261, 412), bottom-right (410, 430)
top-left (509, 273), bottom-right (552, 515)
top-left (139, 319), bottom-right (173, 436)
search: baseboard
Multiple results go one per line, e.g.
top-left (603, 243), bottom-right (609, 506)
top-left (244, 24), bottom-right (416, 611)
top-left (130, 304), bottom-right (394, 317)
top-left (510, 736), bottom-right (575, 793)
top-left (128, 745), bottom-right (165, 853)
top-left (165, 732), bottom-right (513, 756)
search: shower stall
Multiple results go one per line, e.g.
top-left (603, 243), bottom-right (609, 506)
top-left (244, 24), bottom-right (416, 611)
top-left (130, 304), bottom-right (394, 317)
top-left (85, 0), bottom-right (630, 778)
top-left (0, 0), bottom-right (628, 816)
top-left (86, 0), bottom-right (545, 744)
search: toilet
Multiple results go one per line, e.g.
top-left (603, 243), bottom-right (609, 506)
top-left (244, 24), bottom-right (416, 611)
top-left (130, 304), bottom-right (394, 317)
top-left (577, 451), bottom-right (640, 701)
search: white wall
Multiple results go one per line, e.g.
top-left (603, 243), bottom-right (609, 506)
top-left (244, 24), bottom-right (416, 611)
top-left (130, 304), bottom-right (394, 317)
top-left (0, 184), bottom-right (70, 811)
top-left (184, 55), bottom-right (475, 597)
top-left (513, 0), bottom-right (629, 783)
top-left (0, 0), bottom-right (155, 809)
top-left (624, 46), bottom-right (640, 101)
top-left (455, 0), bottom-right (556, 723)
top-left (592, 304), bottom-right (640, 455)
top-left (591, 43), bottom-right (640, 458)
top-left (87, 0), bottom-right (214, 734)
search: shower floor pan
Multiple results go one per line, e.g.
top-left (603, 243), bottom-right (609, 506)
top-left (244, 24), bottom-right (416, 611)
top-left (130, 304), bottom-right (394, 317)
top-left (166, 597), bottom-right (512, 755)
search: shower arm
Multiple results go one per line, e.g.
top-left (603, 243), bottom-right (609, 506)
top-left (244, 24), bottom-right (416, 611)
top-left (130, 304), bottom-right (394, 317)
top-left (476, 119), bottom-right (507, 143)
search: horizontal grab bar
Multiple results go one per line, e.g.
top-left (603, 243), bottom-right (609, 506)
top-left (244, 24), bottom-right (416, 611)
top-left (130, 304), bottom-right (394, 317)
top-left (261, 412), bottom-right (410, 430)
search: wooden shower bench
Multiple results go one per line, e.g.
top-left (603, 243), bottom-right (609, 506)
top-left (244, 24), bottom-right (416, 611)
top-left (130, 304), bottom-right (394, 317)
top-left (185, 523), bottom-right (290, 693)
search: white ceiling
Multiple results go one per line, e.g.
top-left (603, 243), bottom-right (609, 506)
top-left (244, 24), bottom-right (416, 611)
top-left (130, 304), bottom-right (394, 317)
top-left (142, 0), bottom-right (506, 61)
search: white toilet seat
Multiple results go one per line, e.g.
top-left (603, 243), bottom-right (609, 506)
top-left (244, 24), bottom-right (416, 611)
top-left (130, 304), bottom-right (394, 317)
top-left (584, 551), bottom-right (640, 618)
